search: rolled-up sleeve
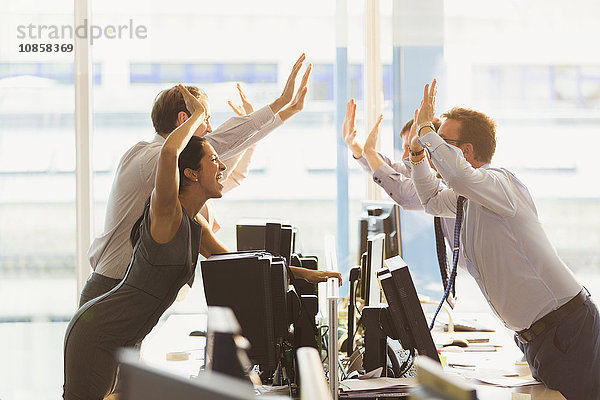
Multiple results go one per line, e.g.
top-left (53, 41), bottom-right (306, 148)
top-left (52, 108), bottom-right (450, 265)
top-left (418, 131), bottom-right (516, 217)
top-left (411, 159), bottom-right (457, 217)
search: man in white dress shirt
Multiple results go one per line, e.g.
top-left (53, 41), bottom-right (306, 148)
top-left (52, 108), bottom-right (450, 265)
top-left (81, 54), bottom-right (340, 306)
top-left (408, 79), bottom-right (599, 399)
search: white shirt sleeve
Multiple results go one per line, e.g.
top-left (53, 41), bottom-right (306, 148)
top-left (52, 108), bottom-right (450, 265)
top-left (353, 152), bottom-right (424, 210)
top-left (221, 144), bottom-right (257, 194)
top-left (411, 158), bottom-right (459, 218)
top-left (372, 161), bottom-right (425, 210)
top-left (204, 106), bottom-right (281, 160)
top-left (417, 131), bottom-right (517, 217)
top-left (138, 144), bottom-right (161, 187)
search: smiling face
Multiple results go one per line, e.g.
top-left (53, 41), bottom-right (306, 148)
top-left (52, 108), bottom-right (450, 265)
top-left (195, 142), bottom-right (226, 199)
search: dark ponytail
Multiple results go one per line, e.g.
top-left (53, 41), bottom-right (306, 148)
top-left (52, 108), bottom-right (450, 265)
top-left (178, 136), bottom-right (207, 192)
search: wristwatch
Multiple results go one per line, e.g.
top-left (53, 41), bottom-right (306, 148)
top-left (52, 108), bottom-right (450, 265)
top-left (417, 121), bottom-right (435, 135)
top-left (409, 148), bottom-right (424, 157)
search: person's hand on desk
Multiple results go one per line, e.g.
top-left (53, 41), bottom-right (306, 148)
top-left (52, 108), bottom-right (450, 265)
top-left (290, 266), bottom-right (342, 286)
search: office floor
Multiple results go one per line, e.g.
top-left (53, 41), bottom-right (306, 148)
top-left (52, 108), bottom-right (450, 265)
top-left (1, 273), bottom-right (599, 400)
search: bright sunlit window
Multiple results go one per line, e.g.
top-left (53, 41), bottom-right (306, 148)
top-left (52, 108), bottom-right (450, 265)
top-left (1, 1), bottom-right (599, 398)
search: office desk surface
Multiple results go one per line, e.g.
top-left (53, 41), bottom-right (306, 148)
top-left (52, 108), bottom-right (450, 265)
top-left (432, 313), bottom-right (565, 400)
top-left (141, 313), bottom-right (207, 378)
top-left (141, 313), bottom-right (565, 400)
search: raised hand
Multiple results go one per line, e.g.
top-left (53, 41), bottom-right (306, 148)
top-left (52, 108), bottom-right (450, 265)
top-left (363, 114), bottom-right (383, 156)
top-left (270, 53), bottom-right (306, 113)
top-left (227, 83), bottom-right (254, 116)
top-left (342, 98), bottom-right (363, 158)
top-left (416, 78), bottom-right (437, 131)
top-left (288, 63), bottom-right (312, 112)
top-left (409, 108), bottom-right (425, 158)
top-left (176, 84), bottom-right (205, 117)
top-left (362, 114), bottom-right (386, 172)
top-left (278, 63), bottom-right (312, 122)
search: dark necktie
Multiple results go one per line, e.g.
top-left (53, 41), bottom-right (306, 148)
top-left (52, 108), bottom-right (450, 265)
top-left (429, 195), bottom-right (466, 329)
top-left (434, 216), bottom-right (455, 308)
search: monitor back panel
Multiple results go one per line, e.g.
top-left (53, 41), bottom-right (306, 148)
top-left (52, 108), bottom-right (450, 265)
top-left (390, 265), bottom-right (440, 362)
top-left (201, 252), bottom-right (277, 370)
top-left (119, 350), bottom-right (256, 400)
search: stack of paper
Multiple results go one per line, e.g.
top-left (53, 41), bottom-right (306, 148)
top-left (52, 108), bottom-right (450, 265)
top-left (339, 377), bottom-right (417, 398)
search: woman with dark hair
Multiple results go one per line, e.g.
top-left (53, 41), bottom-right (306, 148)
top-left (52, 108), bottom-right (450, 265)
top-left (63, 85), bottom-right (222, 400)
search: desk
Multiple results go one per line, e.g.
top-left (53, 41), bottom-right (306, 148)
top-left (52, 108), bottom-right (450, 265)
top-left (141, 313), bottom-right (207, 378)
top-left (141, 313), bottom-right (565, 400)
top-left (432, 313), bottom-right (565, 400)
top-left (140, 313), bottom-right (290, 398)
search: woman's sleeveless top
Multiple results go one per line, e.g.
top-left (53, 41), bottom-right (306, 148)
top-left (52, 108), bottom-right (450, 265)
top-left (66, 205), bottom-right (202, 347)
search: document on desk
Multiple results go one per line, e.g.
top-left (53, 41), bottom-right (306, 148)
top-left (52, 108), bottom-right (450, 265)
top-left (340, 377), bottom-right (417, 393)
top-left (457, 369), bottom-right (541, 388)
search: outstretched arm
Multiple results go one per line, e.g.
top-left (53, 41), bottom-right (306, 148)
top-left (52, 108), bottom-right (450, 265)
top-left (290, 267), bottom-right (342, 286)
top-left (269, 53), bottom-right (306, 114)
top-left (221, 85), bottom-right (261, 193)
top-left (362, 114), bottom-right (384, 172)
top-left (278, 63), bottom-right (312, 122)
top-left (228, 83), bottom-right (255, 116)
top-left (150, 85), bottom-right (206, 243)
top-left (195, 214), bottom-right (229, 256)
top-left (205, 54), bottom-right (308, 161)
top-left (221, 145), bottom-right (257, 194)
top-left (342, 98), bottom-right (363, 159)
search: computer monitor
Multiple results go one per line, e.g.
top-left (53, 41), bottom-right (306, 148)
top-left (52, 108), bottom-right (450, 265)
top-left (397, 208), bottom-right (444, 300)
top-left (118, 349), bottom-right (256, 400)
top-left (236, 218), bottom-right (297, 264)
top-left (360, 233), bottom-right (385, 306)
top-left (359, 201), bottom-right (401, 263)
top-left (205, 306), bottom-right (253, 381)
top-left (377, 256), bottom-right (440, 363)
top-left (201, 252), bottom-right (288, 376)
top-left (264, 222), bottom-right (294, 266)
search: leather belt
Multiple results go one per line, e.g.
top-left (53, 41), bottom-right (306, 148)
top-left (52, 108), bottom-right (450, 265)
top-left (515, 288), bottom-right (589, 345)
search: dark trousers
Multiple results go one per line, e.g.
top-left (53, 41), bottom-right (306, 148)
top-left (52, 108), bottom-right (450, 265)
top-left (517, 297), bottom-right (600, 400)
top-left (79, 272), bottom-right (121, 307)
